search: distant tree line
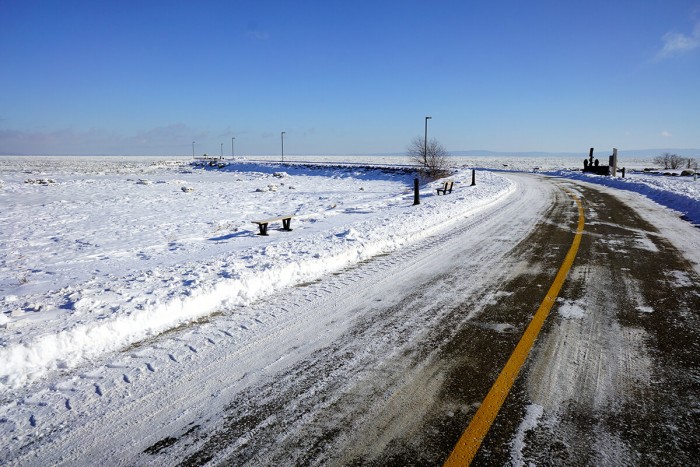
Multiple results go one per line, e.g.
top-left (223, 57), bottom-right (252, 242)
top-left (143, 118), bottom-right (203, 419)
top-left (653, 152), bottom-right (697, 170)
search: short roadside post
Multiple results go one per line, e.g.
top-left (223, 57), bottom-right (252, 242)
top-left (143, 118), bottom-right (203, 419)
top-left (471, 169), bottom-right (476, 186)
top-left (413, 178), bottom-right (420, 205)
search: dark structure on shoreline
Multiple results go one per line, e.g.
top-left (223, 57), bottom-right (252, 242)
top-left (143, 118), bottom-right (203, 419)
top-left (583, 147), bottom-right (617, 176)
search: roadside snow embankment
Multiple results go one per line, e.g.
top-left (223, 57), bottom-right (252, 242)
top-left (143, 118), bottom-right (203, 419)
top-left (545, 170), bottom-right (700, 225)
top-left (0, 159), bottom-right (514, 393)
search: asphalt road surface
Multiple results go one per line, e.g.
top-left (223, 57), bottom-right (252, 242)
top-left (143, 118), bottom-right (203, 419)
top-left (471, 178), bottom-right (700, 466)
top-left (167, 174), bottom-right (700, 466)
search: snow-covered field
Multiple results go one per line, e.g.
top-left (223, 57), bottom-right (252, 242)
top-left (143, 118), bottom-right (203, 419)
top-left (450, 153), bottom-right (700, 226)
top-left (0, 156), bottom-right (515, 394)
top-left (2, 154), bottom-right (698, 396)
top-left (1, 154), bottom-right (699, 464)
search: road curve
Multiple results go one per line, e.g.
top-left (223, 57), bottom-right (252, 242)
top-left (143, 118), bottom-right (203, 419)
top-left (475, 177), bottom-right (700, 465)
top-left (3, 173), bottom-right (698, 466)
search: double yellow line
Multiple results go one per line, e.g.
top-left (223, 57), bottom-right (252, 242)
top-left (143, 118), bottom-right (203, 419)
top-left (444, 191), bottom-right (585, 466)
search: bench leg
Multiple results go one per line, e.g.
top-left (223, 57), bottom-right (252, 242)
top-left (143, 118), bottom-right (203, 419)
top-left (258, 223), bottom-right (268, 235)
top-left (282, 218), bottom-right (292, 231)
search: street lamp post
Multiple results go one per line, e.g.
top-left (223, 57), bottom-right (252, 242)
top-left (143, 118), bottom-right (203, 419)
top-left (424, 116), bottom-right (432, 164)
top-left (231, 137), bottom-right (236, 158)
top-left (192, 141), bottom-right (195, 159)
top-left (281, 131), bottom-right (286, 162)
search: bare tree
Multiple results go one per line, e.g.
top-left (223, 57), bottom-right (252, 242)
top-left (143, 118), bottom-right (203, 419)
top-left (407, 136), bottom-right (450, 180)
top-left (653, 152), bottom-right (684, 170)
top-left (669, 154), bottom-right (684, 169)
top-left (652, 153), bottom-right (669, 168)
top-left (686, 157), bottom-right (696, 169)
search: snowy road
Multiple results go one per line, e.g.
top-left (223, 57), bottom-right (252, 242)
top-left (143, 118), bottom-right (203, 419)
top-left (2, 172), bottom-right (699, 465)
top-left (482, 178), bottom-right (700, 466)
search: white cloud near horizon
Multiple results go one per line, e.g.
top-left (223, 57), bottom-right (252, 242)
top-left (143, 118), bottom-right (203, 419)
top-left (661, 130), bottom-right (673, 137)
top-left (0, 124), bottom-right (210, 155)
top-left (655, 19), bottom-right (700, 60)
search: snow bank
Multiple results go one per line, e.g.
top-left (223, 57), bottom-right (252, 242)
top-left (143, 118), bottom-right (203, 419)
top-left (0, 158), bottom-right (514, 392)
top-left (545, 170), bottom-right (700, 225)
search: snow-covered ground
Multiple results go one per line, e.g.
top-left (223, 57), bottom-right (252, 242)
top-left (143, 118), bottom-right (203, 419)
top-left (3, 154), bottom-right (698, 396)
top-left (545, 169), bottom-right (700, 225)
top-left (273, 154), bottom-right (700, 226)
top-left (0, 156), bottom-right (513, 394)
top-left (1, 154), bottom-right (699, 464)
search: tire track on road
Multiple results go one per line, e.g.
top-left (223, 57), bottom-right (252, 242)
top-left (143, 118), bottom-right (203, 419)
top-left (445, 189), bottom-right (584, 466)
top-left (474, 180), bottom-right (700, 465)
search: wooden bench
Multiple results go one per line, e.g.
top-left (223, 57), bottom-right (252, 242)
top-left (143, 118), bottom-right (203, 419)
top-left (252, 215), bottom-right (294, 236)
top-left (436, 180), bottom-right (454, 195)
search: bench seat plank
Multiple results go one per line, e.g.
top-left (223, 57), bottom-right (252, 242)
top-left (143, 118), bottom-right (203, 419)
top-left (252, 215), bottom-right (294, 224)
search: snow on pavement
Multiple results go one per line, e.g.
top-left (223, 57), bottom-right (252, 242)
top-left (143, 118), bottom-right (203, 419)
top-left (0, 157), bottom-right (514, 394)
top-left (544, 169), bottom-right (700, 225)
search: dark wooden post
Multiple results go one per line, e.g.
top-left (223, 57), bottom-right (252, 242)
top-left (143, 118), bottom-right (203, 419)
top-left (471, 169), bottom-right (476, 186)
top-left (413, 178), bottom-right (420, 205)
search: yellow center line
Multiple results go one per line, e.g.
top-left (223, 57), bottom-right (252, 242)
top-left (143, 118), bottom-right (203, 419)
top-left (444, 190), bottom-right (585, 466)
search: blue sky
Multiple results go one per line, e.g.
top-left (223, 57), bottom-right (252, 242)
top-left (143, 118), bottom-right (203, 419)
top-left (1, 0), bottom-right (699, 156)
